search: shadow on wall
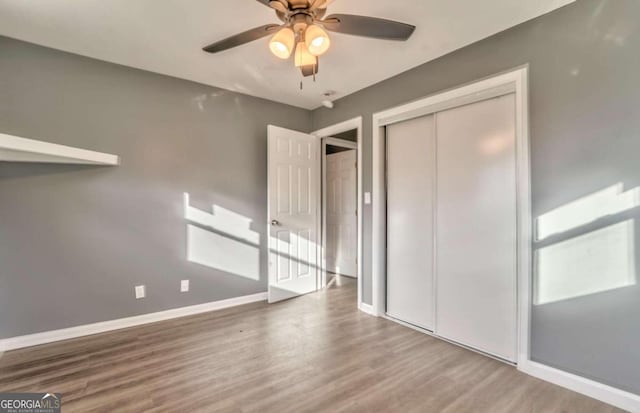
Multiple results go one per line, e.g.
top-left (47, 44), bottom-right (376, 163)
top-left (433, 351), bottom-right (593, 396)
top-left (534, 183), bottom-right (640, 305)
top-left (184, 193), bottom-right (260, 281)
top-left (0, 163), bottom-right (109, 179)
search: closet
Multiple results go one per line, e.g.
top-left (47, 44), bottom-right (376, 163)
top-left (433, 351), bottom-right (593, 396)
top-left (385, 93), bottom-right (517, 362)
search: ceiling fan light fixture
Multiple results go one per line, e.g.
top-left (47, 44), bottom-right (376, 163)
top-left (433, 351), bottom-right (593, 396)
top-left (269, 27), bottom-right (295, 59)
top-left (305, 24), bottom-right (331, 56)
top-left (294, 41), bottom-right (317, 68)
top-left (203, 1), bottom-right (415, 81)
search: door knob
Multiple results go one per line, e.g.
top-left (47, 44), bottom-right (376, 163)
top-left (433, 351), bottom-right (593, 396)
top-left (271, 219), bottom-right (280, 226)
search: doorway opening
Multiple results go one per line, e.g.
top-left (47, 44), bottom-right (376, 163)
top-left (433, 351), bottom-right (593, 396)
top-left (266, 119), bottom-right (362, 305)
top-left (323, 135), bottom-right (357, 291)
top-left (312, 118), bottom-right (364, 308)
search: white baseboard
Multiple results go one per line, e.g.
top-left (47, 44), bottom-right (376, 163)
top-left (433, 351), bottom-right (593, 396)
top-left (0, 292), bottom-right (268, 352)
top-left (358, 302), bottom-right (376, 316)
top-left (519, 360), bottom-right (640, 413)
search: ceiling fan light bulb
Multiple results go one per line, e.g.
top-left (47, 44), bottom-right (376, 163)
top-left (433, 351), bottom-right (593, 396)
top-left (269, 27), bottom-right (295, 59)
top-left (305, 25), bottom-right (330, 56)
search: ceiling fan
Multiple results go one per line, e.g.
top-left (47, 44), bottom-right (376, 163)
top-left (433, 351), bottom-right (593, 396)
top-left (202, 0), bottom-right (416, 78)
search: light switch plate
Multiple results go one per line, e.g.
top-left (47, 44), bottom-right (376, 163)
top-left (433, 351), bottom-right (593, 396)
top-left (180, 279), bottom-right (190, 292)
top-left (364, 192), bottom-right (372, 205)
top-left (135, 285), bottom-right (146, 299)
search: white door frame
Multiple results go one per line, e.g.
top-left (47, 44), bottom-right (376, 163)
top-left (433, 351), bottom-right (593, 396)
top-left (322, 137), bottom-right (357, 285)
top-left (372, 68), bottom-right (530, 364)
top-left (312, 117), bottom-right (363, 309)
top-left (370, 67), bottom-right (640, 413)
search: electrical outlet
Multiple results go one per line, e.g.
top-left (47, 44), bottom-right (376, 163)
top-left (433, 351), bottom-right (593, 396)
top-left (180, 279), bottom-right (190, 292)
top-left (135, 285), bottom-right (146, 299)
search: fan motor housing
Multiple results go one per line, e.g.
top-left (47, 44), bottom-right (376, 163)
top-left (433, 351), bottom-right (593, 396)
top-left (288, 0), bottom-right (311, 9)
top-left (290, 13), bottom-right (313, 33)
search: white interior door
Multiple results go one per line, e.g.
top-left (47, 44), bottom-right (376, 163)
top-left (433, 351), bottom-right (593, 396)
top-left (268, 125), bottom-right (321, 303)
top-left (435, 94), bottom-right (517, 361)
top-left (326, 149), bottom-right (357, 277)
top-left (385, 115), bottom-right (436, 331)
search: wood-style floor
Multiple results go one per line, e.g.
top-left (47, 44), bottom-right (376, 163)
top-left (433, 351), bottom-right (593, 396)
top-left (0, 277), bottom-right (624, 413)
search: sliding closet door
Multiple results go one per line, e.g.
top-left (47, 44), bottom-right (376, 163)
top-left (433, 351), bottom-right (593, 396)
top-left (435, 94), bottom-right (517, 361)
top-left (386, 115), bottom-right (435, 330)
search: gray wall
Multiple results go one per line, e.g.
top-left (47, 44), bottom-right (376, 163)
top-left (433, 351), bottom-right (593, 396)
top-left (312, 0), bottom-right (640, 396)
top-left (0, 36), bottom-right (311, 338)
top-left (2, 0), bottom-right (640, 397)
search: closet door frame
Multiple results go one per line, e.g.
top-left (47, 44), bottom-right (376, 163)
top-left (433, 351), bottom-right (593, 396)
top-left (371, 67), bottom-right (531, 367)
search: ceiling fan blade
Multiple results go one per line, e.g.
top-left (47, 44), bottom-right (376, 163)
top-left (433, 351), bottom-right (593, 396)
top-left (255, 0), bottom-right (288, 12)
top-left (315, 0), bottom-right (335, 9)
top-left (322, 14), bottom-right (415, 41)
top-left (308, 0), bottom-right (327, 11)
top-left (203, 24), bottom-right (281, 53)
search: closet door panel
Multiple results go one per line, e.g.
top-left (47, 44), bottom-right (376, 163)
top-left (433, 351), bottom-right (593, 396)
top-left (435, 94), bottom-right (517, 361)
top-left (386, 115), bottom-right (435, 330)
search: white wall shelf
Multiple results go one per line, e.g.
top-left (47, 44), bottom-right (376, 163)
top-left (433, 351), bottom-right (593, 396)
top-left (0, 133), bottom-right (119, 165)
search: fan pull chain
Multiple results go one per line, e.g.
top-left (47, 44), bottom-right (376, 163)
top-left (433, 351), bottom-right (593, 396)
top-left (298, 62), bottom-right (319, 90)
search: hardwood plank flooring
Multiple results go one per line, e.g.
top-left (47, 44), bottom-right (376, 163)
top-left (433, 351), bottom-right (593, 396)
top-left (0, 277), bottom-right (625, 412)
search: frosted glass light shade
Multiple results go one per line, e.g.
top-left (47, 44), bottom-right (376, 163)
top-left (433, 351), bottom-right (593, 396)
top-left (305, 25), bottom-right (331, 56)
top-left (269, 27), bottom-right (295, 59)
top-left (294, 42), bottom-right (317, 67)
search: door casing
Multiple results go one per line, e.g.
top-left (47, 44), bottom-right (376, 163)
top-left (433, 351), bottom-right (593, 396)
top-left (371, 67), bottom-right (531, 366)
top-left (322, 137), bottom-right (358, 281)
top-left (312, 117), bottom-right (364, 311)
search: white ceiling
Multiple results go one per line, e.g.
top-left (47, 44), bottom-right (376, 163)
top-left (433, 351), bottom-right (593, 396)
top-left (0, 0), bottom-right (573, 109)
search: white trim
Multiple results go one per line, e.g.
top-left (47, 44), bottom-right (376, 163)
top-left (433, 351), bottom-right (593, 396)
top-left (373, 82), bottom-right (516, 128)
top-left (519, 361), bottom-right (640, 413)
top-left (0, 133), bottom-right (119, 165)
top-left (0, 292), bottom-right (267, 352)
top-left (372, 119), bottom-right (386, 318)
top-left (371, 66), bottom-right (640, 412)
top-left (513, 68), bottom-right (532, 368)
top-left (321, 139), bottom-right (329, 289)
top-left (358, 303), bottom-right (375, 316)
top-left (324, 137), bottom-right (357, 150)
top-left (312, 117), bottom-right (364, 312)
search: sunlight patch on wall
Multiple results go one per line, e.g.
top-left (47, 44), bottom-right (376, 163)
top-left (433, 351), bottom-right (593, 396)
top-left (536, 184), bottom-right (640, 241)
top-left (184, 193), bottom-right (259, 245)
top-left (184, 193), bottom-right (260, 280)
top-left (187, 225), bottom-right (259, 280)
top-left (534, 220), bottom-right (636, 305)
